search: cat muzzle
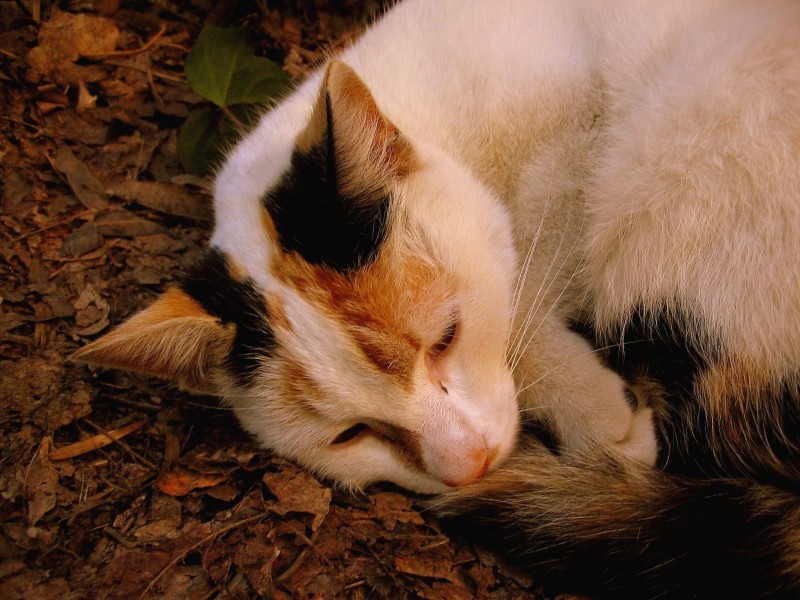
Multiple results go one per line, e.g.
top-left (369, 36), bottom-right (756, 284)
top-left (420, 418), bottom-right (493, 487)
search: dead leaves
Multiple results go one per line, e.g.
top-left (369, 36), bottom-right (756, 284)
top-left (156, 467), bottom-right (229, 497)
top-left (24, 438), bottom-right (59, 526)
top-left (2, 358), bottom-right (93, 430)
top-left (262, 467), bottom-right (332, 531)
top-left (53, 148), bottom-right (109, 210)
top-left (107, 181), bottom-right (212, 221)
top-left (26, 8), bottom-right (119, 86)
top-left (50, 419), bottom-right (148, 460)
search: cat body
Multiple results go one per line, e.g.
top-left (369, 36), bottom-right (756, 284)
top-left (76, 0), bottom-right (800, 596)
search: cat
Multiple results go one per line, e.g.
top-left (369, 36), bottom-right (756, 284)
top-left (74, 0), bottom-right (800, 597)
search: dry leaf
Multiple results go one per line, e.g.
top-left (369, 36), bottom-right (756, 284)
top-left (94, 209), bottom-right (162, 237)
top-left (25, 438), bottom-right (58, 526)
top-left (73, 284), bottom-right (111, 336)
top-left (107, 180), bottom-right (212, 221)
top-left (61, 222), bottom-right (105, 257)
top-left (262, 466), bottom-right (331, 531)
top-left (156, 466), bottom-right (229, 497)
top-left (3, 359), bottom-right (93, 429)
top-left (53, 148), bottom-right (108, 210)
top-left (26, 8), bottom-right (119, 85)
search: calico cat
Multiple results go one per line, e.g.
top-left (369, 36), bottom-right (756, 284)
top-left (74, 0), bottom-right (800, 597)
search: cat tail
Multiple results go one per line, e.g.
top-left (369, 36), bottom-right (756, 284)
top-left (431, 437), bottom-right (800, 599)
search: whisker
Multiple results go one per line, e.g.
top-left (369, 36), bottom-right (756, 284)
top-left (507, 192), bottom-right (555, 349)
top-left (510, 233), bottom-right (584, 372)
top-left (507, 225), bottom-right (571, 367)
top-left (516, 338), bottom-right (655, 400)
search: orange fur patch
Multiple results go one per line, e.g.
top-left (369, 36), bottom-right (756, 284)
top-left (273, 247), bottom-right (456, 389)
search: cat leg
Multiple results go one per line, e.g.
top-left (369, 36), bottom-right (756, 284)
top-left (514, 315), bottom-right (658, 465)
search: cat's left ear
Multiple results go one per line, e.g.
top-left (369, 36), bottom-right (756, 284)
top-left (298, 60), bottom-right (417, 199)
top-left (71, 288), bottom-right (234, 394)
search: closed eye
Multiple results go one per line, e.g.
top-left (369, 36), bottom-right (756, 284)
top-left (330, 422), bottom-right (370, 446)
top-left (430, 319), bottom-right (457, 356)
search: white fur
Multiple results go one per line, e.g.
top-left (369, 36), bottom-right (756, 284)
top-left (213, 0), bottom-right (800, 490)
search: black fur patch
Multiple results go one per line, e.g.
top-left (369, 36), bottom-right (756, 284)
top-left (180, 248), bottom-right (275, 386)
top-left (262, 141), bottom-right (390, 273)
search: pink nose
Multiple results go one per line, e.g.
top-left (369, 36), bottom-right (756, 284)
top-left (425, 440), bottom-right (491, 487)
top-left (441, 446), bottom-right (490, 487)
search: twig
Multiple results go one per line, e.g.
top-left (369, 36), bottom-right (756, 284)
top-left (102, 525), bottom-right (136, 549)
top-left (50, 419), bottom-right (148, 460)
top-left (83, 419), bottom-right (159, 471)
top-left (11, 0), bottom-right (31, 18)
top-left (83, 23), bottom-right (168, 60)
top-left (137, 514), bottom-right (266, 600)
top-left (275, 527), bottom-right (325, 583)
top-left (0, 114), bottom-right (40, 131)
top-left (145, 56), bottom-right (165, 111)
top-left (2, 209), bottom-right (95, 248)
top-left (103, 60), bottom-right (185, 84)
top-left (221, 106), bottom-right (247, 133)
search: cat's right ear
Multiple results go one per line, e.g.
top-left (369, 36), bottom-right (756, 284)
top-left (71, 288), bottom-right (234, 394)
top-left (265, 61), bottom-right (418, 271)
top-left (298, 60), bottom-right (417, 201)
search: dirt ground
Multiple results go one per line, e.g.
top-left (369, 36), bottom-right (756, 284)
top-left (1, 2), bottom-right (572, 598)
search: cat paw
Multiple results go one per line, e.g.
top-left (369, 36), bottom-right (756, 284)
top-left (610, 406), bottom-right (658, 466)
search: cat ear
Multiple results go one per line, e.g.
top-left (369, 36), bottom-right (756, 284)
top-left (71, 288), bottom-right (234, 394)
top-left (266, 61), bottom-right (417, 271)
top-left (297, 60), bottom-right (416, 200)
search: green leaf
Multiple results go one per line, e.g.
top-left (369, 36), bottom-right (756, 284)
top-left (185, 25), bottom-right (290, 108)
top-left (177, 107), bottom-right (225, 175)
top-left (177, 105), bottom-right (265, 176)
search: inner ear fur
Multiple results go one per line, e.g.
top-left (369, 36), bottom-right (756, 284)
top-left (71, 288), bottom-right (234, 394)
top-left (297, 60), bottom-right (417, 200)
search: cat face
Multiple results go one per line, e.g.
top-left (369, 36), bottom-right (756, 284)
top-left (74, 62), bottom-right (520, 493)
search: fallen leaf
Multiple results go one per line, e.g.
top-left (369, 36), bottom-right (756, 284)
top-left (262, 465), bottom-right (331, 531)
top-left (53, 148), bottom-right (108, 210)
top-left (26, 8), bottom-right (119, 85)
top-left (94, 209), bottom-right (162, 237)
top-left (25, 438), bottom-right (58, 526)
top-left (60, 222), bottom-right (105, 257)
top-left (134, 494), bottom-right (182, 542)
top-left (157, 466), bottom-right (229, 497)
top-left (370, 492), bottom-right (425, 531)
top-left (107, 180), bottom-right (212, 220)
top-left (73, 284), bottom-right (111, 336)
top-left (2, 358), bottom-right (93, 429)
top-left (2, 170), bottom-right (33, 217)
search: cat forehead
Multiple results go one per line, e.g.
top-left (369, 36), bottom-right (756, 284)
top-left (273, 242), bottom-right (458, 384)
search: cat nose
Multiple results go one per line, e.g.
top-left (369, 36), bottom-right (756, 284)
top-left (441, 446), bottom-right (490, 487)
top-left (423, 434), bottom-right (490, 486)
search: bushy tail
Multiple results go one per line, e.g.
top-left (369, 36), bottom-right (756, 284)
top-left (432, 438), bottom-right (800, 599)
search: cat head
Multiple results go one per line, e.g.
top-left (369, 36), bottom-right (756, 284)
top-left (74, 61), bottom-right (519, 493)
